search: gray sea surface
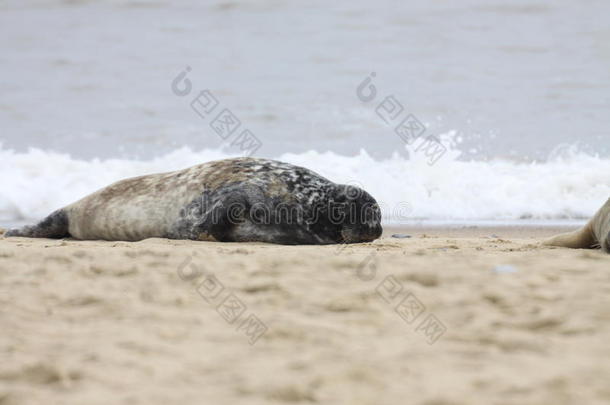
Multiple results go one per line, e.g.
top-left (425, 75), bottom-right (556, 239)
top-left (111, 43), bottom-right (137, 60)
top-left (1, 0), bottom-right (609, 161)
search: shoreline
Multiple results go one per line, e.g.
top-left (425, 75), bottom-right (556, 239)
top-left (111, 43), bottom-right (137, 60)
top-left (1, 220), bottom-right (582, 237)
top-left (383, 223), bottom-right (580, 239)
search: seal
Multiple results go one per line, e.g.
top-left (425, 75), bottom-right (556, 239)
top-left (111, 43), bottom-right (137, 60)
top-left (5, 158), bottom-right (383, 245)
top-left (543, 198), bottom-right (610, 253)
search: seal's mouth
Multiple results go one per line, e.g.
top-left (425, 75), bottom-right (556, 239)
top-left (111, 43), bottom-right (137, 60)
top-left (340, 224), bottom-right (382, 243)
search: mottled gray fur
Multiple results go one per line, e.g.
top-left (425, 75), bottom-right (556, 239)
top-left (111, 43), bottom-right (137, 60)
top-left (5, 158), bottom-right (383, 245)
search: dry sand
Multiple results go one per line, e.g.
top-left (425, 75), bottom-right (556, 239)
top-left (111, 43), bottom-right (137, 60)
top-left (1, 225), bottom-right (609, 405)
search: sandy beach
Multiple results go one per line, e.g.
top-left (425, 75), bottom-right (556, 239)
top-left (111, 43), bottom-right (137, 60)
top-left (3, 1), bottom-right (610, 404)
top-left (1, 225), bottom-right (609, 405)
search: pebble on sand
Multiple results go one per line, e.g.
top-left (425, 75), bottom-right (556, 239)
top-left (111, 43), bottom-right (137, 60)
top-left (493, 264), bottom-right (518, 274)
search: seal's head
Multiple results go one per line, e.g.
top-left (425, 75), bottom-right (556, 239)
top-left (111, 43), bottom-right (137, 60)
top-left (327, 184), bottom-right (382, 243)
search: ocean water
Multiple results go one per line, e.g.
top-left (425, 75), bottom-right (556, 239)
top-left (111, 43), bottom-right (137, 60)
top-left (1, 0), bottom-right (609, 226)
top-left (1, 141), bottom-right (608, 226)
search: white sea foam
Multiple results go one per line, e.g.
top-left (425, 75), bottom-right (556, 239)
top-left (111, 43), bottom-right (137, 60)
top-left (1, 140), bottom-right (608, 225)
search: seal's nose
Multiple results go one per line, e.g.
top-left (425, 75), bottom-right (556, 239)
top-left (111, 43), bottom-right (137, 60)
top-left (371, 224), bottom-right (382, 240)
top-left (360, 224), bottom-right (382, 242)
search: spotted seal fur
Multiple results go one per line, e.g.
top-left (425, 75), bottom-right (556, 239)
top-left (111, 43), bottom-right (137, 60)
top-left (5, 158), bottom-right (383, 245)
top-left (544, 197), bottom-right (610, 253)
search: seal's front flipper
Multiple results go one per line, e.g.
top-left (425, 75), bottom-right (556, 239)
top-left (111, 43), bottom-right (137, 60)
top-left (5, 210), bottom-right (69, 239)
top-left (194, 190), bottom-right (251, 242)
top-left (543, 197), bottom-right (610, 252)
top-left (591, 198), bottom-right (610, 253)
top-left (169, 187), bottom-right (250, 242)
top-left (543, 225), bottom-right (596, 249)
